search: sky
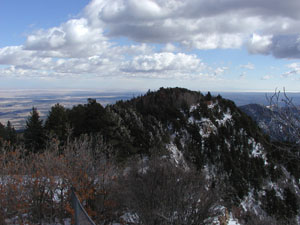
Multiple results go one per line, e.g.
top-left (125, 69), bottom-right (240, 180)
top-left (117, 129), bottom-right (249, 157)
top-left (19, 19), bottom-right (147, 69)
top-left (2, 0), bottom-right (300, 92)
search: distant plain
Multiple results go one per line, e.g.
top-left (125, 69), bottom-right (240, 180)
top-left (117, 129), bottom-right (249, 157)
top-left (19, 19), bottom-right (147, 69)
top-left (0, 90), bottom-right (135, 129)
top-left (1, 89), bottom-right (300, 130)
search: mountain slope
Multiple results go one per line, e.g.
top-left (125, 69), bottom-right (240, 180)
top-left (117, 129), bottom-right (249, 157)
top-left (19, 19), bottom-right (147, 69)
top-left (2, 88), bottom-right (300, 224)
top-left (240, 103), bottom-right (284, 142)
top-left (87, 88), bottom-right (298, 223)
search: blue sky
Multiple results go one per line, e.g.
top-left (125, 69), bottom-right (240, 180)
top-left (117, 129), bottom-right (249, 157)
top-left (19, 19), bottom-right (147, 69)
top-left (1, 0), bottom-right (300, 92)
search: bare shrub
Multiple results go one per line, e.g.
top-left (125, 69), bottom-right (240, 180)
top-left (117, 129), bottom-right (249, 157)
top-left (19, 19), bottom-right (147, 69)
top-left (117, 157), bottom-right (219, 225)
top-left (238, 211), bottom-right (278, 225)
top-left (266, 88), bottom-right (300, 144)
top-left (0, 134), bottom-right (117, 224)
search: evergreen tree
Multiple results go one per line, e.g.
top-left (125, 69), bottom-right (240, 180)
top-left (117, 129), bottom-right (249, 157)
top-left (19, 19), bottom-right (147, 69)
top-left (0, 122), bottom-right (5, 145)
top-left (84, 98), bottom-right (106, 134)
top-left (68, 98), bottom-right (107, 136)
top-left (205, 91), bottom-right (212, 101)
top-left (24, 107), bottom-right (45, 153)
top-left (67, 104), bottom-right (85, 137)
top-left (45, 103), bottom-right (68, 142)
top-left (6, 121), bottom-right (17, 144)
top-left (0, 121), bottom-right (17, 146)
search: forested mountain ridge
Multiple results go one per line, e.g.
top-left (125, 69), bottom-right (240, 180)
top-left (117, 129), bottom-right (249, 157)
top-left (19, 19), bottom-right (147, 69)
top-left (1, 87), bottom-right (299, 224)
top-left (240, 103), bottom-right (300, 143)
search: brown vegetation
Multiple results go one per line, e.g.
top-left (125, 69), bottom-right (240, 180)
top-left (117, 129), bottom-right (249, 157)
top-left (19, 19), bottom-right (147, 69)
top-left (0, 136), bottom-right (117, 224)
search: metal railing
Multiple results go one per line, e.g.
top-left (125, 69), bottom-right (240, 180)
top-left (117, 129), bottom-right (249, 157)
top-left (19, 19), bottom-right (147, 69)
top-left (71, 188), bottom-right (97, 225)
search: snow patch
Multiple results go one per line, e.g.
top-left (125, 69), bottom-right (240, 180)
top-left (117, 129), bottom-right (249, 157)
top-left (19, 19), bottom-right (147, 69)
top-left (166, 143), bottom-right (189, 170)
top-left (120, 212), bottom-right (139, 224)
top-left (216, 112), bottom-right (232, 126)
top-left (266, 181), bottom-right (284, 200)
top-left (240, 189), bottom-right (263, 216)
top-left (200, 118), bottom-right (217, 137)
top-left (207, 102), bottom-right (217, 109)
top-left (227, 213), bottom-right (241, 225)
top-left (189, 104), bottom-right (199, 112)
top-left (188, 116), bottom-right (217, 138)
top-left (248, 138), bottom-right (268, 165)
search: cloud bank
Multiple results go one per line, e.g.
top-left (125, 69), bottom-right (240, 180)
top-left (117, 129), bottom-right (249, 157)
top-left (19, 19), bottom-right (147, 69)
top-left (98, 0), bottom-right (300, 58)
top-left (2, 0), bottom-right (300, 81)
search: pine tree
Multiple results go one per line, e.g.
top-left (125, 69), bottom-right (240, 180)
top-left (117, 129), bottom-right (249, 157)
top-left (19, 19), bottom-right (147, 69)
top-left (6, 121), bottom-right (17, 144)
top-left (205, 91), bottom-right (212, 101)
top-left (0, 122), bottom-right (5, 146)
top-left (45, 103), bottom-right (68, 142)
top-left (24, 107), bottom-right (45, 153)
top-left (68, 98), bottom-right (106, 136)
top-left (84, 98), bottom-right (106, 134)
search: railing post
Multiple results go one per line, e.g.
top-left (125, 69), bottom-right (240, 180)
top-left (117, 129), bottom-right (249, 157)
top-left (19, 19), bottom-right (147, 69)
top-left (71, 187), bottom-right (79, 225)
top-left (71, 187), bottom-right (97, 225)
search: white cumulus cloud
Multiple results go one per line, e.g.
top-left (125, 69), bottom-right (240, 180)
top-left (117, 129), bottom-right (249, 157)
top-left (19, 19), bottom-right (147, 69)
top-left (4, 0), bottom-right (300, 81)
top-left (24, 18), bottom-right (109, 58)
top-left (247, 34), bottom-right (273, 55)
top-left (121, 52), bottom-right (205, 78)
top-left (87, 0), bottom-right (300, 57)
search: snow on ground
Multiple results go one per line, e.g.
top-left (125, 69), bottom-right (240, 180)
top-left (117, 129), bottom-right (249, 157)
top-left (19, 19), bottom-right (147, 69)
top-left (266, 181), bottom-right (284, 199)
top-left (207, 102), bottom-right (217, 109)
top-left (189, 104), bottom-right (200, 112)
top-left (189, 104), bottom-right (232, 138)
top-left (120, 212), bottom-right (139, 224)
top-left (240, 189), bottom-right (263, 216)
top-left (166, 142), bottom-right (189, 170)
top-left (216, 112), bottom-right (232, 126)
top-left (208, 206), bottom-right (241, 225)
top-left (0, 175), bottom-right (69, 204)
top-left (188, 115), bottom-right (217, 138)
top-left (248, 138), bottom-right (268, 165)
top-left (199, 118), bottom-right (217, 138)
top-left (227, 214), bottom-right (241, 225)
top-left (5, 218), bottom-right (71, 225)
